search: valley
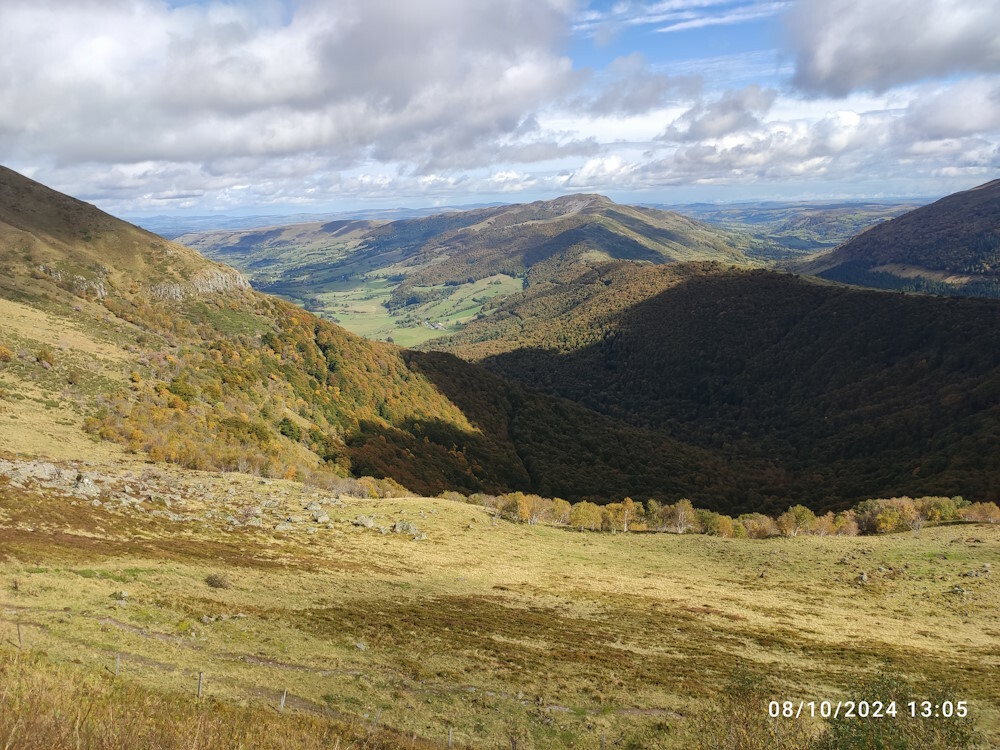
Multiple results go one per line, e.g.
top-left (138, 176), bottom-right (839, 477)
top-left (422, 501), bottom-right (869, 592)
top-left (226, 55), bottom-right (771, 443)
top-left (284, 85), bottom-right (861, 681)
top-left (179, 195), bottom-right (749, 346)
top-left (1, 167), bottom-right (998, 748)
top-left (3, 2), bottom-right (999, 747)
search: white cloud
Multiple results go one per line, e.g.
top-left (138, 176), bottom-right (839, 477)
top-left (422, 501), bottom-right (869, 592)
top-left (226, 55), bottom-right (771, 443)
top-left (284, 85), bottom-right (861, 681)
top-left (655, 1), bottom-right (789, 32)
top-left (1, 0), bottom-right (999, 211)
top-left (0, 0), bottom-right (576, 172)
top-left (565, 155), bottom-right (639, 187)
top-left (787, 0), bottom-right (1000, 95)
top-left (659, 84), bottom-right (776, 141)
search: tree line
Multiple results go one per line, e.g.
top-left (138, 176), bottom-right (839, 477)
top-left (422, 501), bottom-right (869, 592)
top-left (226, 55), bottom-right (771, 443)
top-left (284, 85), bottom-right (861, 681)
top-left (449, 491), bottom-right (1000, 538)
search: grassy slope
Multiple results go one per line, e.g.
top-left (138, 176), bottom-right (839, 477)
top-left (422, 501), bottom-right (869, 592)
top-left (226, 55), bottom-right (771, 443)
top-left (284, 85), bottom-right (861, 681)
top-left (1, 457), bottom-right (997, 748)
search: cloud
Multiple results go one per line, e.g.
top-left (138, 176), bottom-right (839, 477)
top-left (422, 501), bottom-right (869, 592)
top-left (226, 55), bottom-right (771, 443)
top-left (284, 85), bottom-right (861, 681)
top-left (655, 1), bottom-right (788, 32)
top-left (576, 53), bottom-right (702, 116)
top-left (899, 78), bottom-right (1000, 140)
top-left (658, 84), bottom-right (776, 141)
top-left (787, 0), bottom-right (1000, 96)
top-left (565, 155), bottom-right (639, 187)
top-left (0, 0), bottom-right (576, 172)
top-left (573, 0), bottom-right (786, 35)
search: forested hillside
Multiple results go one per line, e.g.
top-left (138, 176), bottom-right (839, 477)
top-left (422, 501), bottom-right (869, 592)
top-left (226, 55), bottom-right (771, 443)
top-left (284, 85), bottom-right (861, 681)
top-left (798, 179), bottom-right (1000, 296)
top-left (437, 262), bottom-right (1000, 510)
top-left (6, 166), bottom-right (1000, 515)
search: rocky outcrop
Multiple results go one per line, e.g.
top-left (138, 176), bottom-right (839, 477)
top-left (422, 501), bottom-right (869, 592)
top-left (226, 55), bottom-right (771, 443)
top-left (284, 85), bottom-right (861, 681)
top-left (150, 268), bottom-right (250, 300)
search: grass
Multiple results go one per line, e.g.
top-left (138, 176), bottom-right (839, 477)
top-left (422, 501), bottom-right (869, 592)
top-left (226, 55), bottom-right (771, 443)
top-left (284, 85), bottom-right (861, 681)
top-left (0, 462), bottom-right (997, 748)
top-left (310, 273), bottom-right (523, 347)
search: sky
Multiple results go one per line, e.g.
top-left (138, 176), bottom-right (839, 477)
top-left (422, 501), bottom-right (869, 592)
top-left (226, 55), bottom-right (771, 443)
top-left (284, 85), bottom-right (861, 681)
top-left (0, 0), bottom-right (998, 216)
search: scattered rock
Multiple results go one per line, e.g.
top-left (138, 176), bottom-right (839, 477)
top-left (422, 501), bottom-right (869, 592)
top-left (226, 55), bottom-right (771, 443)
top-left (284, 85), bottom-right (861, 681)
top-left (352, 515), bottom-right (375, 529)
top-left (857, 572), bottom-right (868, 585)
top-left (312, 511), bottom-right (330, 523)
top-left (274, 522), bottom-right (294, 532)
top-left (356, 642), bottom-right (366, 652)
top-left (304, 501), bottom-right (323, 512)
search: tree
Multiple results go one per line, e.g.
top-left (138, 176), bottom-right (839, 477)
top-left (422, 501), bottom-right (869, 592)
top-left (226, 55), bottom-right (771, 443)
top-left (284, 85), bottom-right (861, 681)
top-left (551, 498), bottom-right (571, 525)
top-left (645, 499), bottom-right (662, 529)
top-left (569, 501), bottom-right (602, 530)
top-left (811, 511), bottom-right (837, 536)
top-left (621, 497), bottom-right (637, 532)
top-left (777, 505), bottom-right (816, 537)
top-left (739, 513), bottom-right (778, 539)
top-left (666, 498), bottom-right (696, 534)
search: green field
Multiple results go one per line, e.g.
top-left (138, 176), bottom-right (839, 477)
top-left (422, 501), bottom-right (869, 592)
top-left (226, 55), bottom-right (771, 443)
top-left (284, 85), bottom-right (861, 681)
top-left (1, 458), bottom-right (997, 748)
top-left (310, 273), bottom-right (524, 347)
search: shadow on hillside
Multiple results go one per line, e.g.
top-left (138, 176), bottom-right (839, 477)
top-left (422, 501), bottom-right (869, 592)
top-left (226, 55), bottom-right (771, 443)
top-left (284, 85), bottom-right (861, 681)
top-left (466, 269), bottom-right (1000, 508)
top-left (400, 349), bottom-right (763, 512)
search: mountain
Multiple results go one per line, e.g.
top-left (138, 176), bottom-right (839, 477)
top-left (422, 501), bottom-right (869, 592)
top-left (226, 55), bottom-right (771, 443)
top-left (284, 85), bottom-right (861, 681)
top-left (661, 200), bottom-right (918, 261)
top-left (796, 179), bottom-right (1000, 297)
top-left (0, 165), bottom-right (743, 506)
top-left (139, 202), bottom-right (505, 239)
top-left (179, 194), bottom-right (749, 347)
top-left (6, 166), bottom-right (1000, 515)
top-left (434, 261), bottom-right (1000, 509)
top-left (0, 165), bottom-right (248, 300)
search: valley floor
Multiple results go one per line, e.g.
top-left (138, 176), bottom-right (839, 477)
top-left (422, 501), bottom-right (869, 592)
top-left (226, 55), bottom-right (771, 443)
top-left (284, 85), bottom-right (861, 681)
top-left (0, 454), bottom-right (997, 748)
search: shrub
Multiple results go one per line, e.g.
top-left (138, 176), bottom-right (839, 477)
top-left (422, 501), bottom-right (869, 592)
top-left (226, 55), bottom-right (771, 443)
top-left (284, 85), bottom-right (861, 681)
top-left (739, 513), bottom-right (779, 539)
top-left (815, 672), bottom-right (978, 750)
top-left (0, 344), bottom-right (12, 363)
top-left (205, 573), bottom-right (231, 590)
top-left (277, 416), bottom-right (303, 442)
top-left (959, 501), bottom-right (1000, 523)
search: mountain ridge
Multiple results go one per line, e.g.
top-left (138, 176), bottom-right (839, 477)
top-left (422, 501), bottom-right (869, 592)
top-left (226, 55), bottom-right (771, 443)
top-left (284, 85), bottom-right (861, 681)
top-left (795, 178), bottom-right (1000, 296)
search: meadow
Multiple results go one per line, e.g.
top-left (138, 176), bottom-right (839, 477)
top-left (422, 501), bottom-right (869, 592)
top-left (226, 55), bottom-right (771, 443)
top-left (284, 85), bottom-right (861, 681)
top-left (1, 456), bottom-right (996, 748)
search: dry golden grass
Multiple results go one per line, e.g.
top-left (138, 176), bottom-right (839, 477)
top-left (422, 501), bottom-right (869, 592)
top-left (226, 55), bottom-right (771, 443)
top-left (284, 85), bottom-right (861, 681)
top-left (0, 647), bottom-right (447, 750)
top-left (0, 459), bottom-right (997, 748)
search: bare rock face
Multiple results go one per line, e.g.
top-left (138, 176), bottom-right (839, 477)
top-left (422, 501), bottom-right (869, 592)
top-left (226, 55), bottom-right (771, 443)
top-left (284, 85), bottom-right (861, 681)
top-left (151, 269), bottom-right (249, 300)
top-left (190, 269), bottom-right (251, 294)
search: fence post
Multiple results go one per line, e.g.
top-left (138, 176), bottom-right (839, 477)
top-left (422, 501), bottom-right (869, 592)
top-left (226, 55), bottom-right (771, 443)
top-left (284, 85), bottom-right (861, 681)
top-left (16, 621), bottom-right (22, 650)
top-left (280, 688), bottom-right (287, 710)
top-left (373, 707), bottom-right (380, 729)
top-left (197, 671), bottom-right (204, 699)
top-left (449, 726), bottom-right (453, 747)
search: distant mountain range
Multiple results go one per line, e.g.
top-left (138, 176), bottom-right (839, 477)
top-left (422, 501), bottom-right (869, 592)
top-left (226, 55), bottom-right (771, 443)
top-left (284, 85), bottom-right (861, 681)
top-left (796, 179), bottom-right (1000, 297)
top-left (180, 193), bottom-right (750, 347)
top-left (129, 203), bottom-right (505, 239)
top-left (661, 200), bottom-right (918, 260)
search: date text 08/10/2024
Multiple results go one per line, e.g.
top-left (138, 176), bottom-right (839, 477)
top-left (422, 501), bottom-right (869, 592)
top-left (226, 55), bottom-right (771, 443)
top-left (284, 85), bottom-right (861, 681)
top-left (769, 701), bottom-right (969, 720)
